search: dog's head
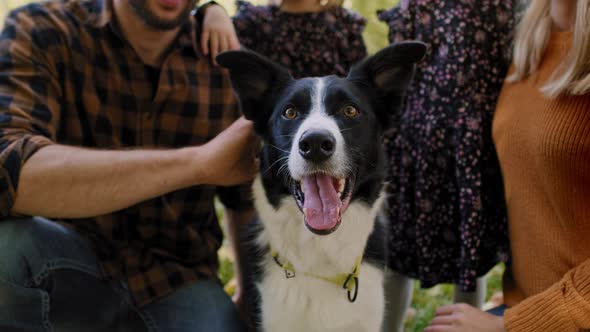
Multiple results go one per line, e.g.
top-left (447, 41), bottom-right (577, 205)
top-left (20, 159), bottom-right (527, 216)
top-left (218, 42), bottom-right (425, 235)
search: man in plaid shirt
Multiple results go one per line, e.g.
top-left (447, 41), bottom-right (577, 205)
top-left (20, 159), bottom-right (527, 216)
top-left (0, 0), bottom-right (258, 330)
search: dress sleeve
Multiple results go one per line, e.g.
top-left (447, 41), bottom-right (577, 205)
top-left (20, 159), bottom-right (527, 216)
top-left (377, 0), bottom-right (416, 44)
top-left (504, 259), bottom-right (590, 331)
top-left (232, 0), bottom-right (261, 51)
top-left (341, 10), bottom-right (367, 68)
top-left (0, 7), bottom-right (64, 217)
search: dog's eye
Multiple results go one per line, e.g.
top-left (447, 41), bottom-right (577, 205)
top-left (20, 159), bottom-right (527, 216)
top-left (283, 107), bottom-right (298, 120)
top-left (342, 105), bottom-right (359, 118)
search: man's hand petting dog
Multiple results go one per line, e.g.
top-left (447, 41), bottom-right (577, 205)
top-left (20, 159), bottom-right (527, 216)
top-left (193, 117), bottom-right (260, 186)
top-left (425, 303), bottom-right (506, 332)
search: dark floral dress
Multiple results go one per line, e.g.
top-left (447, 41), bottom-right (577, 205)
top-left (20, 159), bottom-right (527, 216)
top-left (232, 1), bottom-right (367, 78)
top-left (378, 0), bottom-right (516, 291)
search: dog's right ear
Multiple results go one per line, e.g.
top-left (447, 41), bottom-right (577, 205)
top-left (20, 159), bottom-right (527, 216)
top-left (217, 50), bottom-right (292, 128)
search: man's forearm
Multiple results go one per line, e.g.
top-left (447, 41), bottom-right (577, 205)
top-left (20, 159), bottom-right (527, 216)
top-left (12, 144), bottom-right (202, 218)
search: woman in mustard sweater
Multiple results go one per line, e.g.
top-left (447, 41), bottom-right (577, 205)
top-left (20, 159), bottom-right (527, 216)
top-left (425, 0), bottom-right (590, 331)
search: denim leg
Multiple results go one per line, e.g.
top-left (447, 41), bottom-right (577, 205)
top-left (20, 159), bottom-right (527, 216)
top-left (0, 217), bottom-right (147, 332)
top-left (0, 269), bottom-right (50, 332)
top-left (487, 304), bottom-right (507, 317)
top-left (141, 279), bottom-right (245, 332)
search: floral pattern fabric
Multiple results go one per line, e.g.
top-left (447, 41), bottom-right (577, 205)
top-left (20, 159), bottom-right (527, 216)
top-left (378, 0), bottom-right (516, 291)
top-left (233, 0), bottom-right (367, 78)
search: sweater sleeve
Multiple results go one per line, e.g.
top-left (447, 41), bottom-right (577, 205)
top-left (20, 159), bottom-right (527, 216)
top-left (504, 259), bottom-right (590, 331)
top-left (340, 10), bottom-right (367, 68)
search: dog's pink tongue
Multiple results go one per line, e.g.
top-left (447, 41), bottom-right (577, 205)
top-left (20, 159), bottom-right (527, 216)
top-left (302, 174), bottom-right (342, 230)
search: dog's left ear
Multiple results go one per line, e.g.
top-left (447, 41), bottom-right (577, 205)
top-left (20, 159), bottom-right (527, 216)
top-left (217, 49), bottom-right (293, 135)
top-left (348, 41), bottom-right (426, 122)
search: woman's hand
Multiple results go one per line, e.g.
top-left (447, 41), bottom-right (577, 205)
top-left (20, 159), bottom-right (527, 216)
top-left (424, 303), bottom-right (506, 332)
top-left (201, 4), bottom-right (240, 65)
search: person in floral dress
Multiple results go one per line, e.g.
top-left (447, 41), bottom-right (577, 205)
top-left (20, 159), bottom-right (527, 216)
top-left (232, 0), bottom-right (367, 78)
top-left (378, 1), bottom-right (517, 330)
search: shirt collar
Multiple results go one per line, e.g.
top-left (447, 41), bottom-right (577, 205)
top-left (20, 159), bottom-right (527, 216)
top-left (84, 0), bottom-right (202, 57)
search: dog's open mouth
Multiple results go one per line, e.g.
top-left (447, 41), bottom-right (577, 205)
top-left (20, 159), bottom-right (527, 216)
top-left (292, 174), bottom-right (354, 235)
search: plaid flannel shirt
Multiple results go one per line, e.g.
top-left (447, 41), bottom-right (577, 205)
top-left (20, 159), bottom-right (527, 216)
top-left (0, 0), bottom-right (252, 306)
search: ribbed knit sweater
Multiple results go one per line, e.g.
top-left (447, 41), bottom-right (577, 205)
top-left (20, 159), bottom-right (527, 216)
top-left (493, 31), bottom-right (590, 331)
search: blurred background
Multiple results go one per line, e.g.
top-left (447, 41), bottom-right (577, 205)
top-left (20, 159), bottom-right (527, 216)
top-left (0, 1), bottom-right (504, 331)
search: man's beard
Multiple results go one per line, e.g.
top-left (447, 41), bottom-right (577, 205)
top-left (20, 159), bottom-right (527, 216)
top-left (128, 0), bottom-right (198, 30)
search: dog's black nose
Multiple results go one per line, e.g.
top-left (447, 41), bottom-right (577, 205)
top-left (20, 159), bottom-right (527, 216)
top-left (299, 129), bottom-right (336, 162)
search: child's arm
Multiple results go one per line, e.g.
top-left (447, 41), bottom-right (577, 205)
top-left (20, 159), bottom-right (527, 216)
top-left (200, 3), bottom-right (240, 65)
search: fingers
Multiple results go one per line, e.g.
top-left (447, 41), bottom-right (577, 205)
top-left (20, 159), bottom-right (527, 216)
top-left (235, 147), bottom-right (259, 183)
top-left (425, 304), bottom-right (498, 332)
top-left (234, 116), bottom-right (254, 132)
top-left (424, 326), bottom-right (455, 332)
top-left (206, 30), bottom-right (240, 65)
top-left (435, 304), bottom-right (462, 316)
top-left (430, 314), bottom-right (458, 326)
top-left (245, 125), bottom-right (261, 177)
top-left (211, 33), bottom-right (234, 65)
top-left (232, 117), bottom-right (259, 181)
top-left (229, 33), bottom-right (241, 51)
top-left (201, 30), bottom-right (210, 56)
top-left (210, 32), bottom-right (220, 65)
top-left (249, 154), bottom-right (260, 177)
top-left (219, 36), bottom-right (228, 56)
top-left (426, 306), bottom-right (461, 331)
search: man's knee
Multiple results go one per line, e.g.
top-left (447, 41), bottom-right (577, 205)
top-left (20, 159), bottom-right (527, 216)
top-left (0, 217), bottom-right (98, 285)
top-left (0, 217), bottom-right (44, 283)
top-left (143, 279), bottom-right (245, 331)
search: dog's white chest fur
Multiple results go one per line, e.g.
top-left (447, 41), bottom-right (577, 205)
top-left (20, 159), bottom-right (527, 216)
top-left (253, 178), bottom-right (385, 332)
top-left (259, 258), bottom-right (384, 332)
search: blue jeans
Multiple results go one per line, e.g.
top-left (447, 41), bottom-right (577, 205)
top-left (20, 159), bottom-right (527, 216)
top-left (0, 217), bottom-right (244, 332)
top-left (487, 304), bottom-right (507, 316)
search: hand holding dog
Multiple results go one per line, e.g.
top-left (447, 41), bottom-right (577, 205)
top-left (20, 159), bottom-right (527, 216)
top-left (424, 303), bottom-right (506, 332)
top-left (195, 117), bottom-right (259, 186)
top-left (201, 4), bottom-right (241, 66)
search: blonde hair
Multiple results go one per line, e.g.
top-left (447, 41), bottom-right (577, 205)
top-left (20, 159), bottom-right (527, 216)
top-left (508, 0), bottom-right (590, 97)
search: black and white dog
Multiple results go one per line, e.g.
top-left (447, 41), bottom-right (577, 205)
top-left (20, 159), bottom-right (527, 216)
top-left (217, 42), bottom-right (425, 332)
